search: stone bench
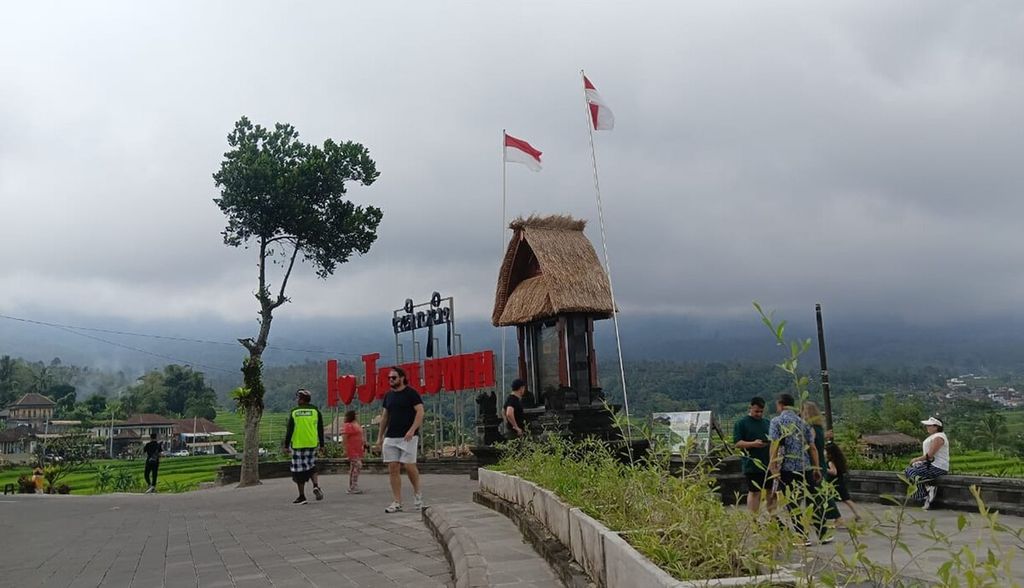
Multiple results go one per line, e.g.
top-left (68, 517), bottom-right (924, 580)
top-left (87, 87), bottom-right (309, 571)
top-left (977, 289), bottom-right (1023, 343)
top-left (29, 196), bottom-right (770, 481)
top-left (847, 470), bottom-right (1024, 516)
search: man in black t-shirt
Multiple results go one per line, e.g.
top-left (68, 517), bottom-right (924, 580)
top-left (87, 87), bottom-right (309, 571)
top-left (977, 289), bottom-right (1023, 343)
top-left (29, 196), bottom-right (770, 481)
top-left (143, 433), bottom-right (161, 494)
top-left (373, 367), bottom-right (425, 514)
top-left (504, 379), bottom-right (527, 438)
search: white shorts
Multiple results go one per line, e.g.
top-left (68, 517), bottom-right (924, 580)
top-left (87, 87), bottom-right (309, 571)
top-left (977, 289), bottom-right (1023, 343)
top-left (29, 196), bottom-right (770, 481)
top-left (382, 437), bottom-right (419, 464)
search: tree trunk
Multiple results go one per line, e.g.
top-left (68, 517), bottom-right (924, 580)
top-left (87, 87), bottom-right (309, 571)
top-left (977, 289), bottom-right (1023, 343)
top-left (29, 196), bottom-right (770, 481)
top-left (238, 404), bottom-right (264, 487)
top-left (237, 350), bottom-right (268, 488)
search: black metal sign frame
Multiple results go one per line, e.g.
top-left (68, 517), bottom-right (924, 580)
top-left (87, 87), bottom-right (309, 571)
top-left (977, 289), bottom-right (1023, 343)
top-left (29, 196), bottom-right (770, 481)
top-left (392, 291), bottom-right (453, 334)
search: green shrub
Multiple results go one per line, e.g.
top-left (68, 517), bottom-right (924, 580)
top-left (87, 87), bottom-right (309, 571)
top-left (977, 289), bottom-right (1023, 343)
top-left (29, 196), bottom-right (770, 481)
top-left (94, 465), bottom-right (114, 493)
top-left (497, 435), bottom-right (786, 580)
top-left (112, 469), bottom-right (141, 493)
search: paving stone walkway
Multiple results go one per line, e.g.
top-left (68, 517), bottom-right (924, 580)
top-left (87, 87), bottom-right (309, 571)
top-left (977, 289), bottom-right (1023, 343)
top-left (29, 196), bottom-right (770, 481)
top-left (7, 471), bottom-right (1022, 587)
top-left (438, 502), bottom-right (562, 587)
top-left (802, 502), bottom-right (1024, 584)
top-left (0, 473), bottom-right (482, 588)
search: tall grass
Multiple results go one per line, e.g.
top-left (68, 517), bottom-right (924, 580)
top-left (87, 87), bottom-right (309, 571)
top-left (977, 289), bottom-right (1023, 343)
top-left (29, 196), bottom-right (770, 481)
top-left (495, 435), bottom-right (788, 581)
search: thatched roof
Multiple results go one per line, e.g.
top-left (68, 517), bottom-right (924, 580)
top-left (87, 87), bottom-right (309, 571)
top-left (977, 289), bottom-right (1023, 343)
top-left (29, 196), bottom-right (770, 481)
top-left (492, 214), bottom-right (614, 326)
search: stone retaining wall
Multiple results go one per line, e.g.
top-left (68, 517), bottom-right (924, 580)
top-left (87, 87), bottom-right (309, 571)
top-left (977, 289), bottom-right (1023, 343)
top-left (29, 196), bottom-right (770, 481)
top-left (216, 457), bottom-right (477, 485)
top-left (847, 470), bottom-right (1024, 516)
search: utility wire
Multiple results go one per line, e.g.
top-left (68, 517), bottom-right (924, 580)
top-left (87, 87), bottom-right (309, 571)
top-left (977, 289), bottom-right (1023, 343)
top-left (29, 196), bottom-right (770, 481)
top-left (0, 313), bottom-right (370, 358)
top-left (48, 324), bottom-right (237, 374)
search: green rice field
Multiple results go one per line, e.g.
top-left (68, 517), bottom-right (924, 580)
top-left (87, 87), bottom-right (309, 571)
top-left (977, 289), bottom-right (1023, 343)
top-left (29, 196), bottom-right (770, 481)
top-left (214, 410), bottom-right (291, 450)
top-left (0, 455), bottom-right (234, 495)
top-left (949, 450), bottom-right (1024, 477)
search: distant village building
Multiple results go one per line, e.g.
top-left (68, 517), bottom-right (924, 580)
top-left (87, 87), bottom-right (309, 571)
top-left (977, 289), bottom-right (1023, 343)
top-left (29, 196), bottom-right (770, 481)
top-left (91, 413), bottom-right (175, 456)
top-left (5, 393), bottom-right (56, 430)
top-left (0, 426), bottom-right (39, 463)
top-left (171, 418), bottom-right (236, 455)
top-left (858, 432), bottom-right (920, 460)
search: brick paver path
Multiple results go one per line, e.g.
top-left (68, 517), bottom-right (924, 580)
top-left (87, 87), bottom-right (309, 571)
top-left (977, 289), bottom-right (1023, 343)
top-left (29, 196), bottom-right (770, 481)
top-left (1, 473), bottom-right (479, 587)
top-left (804, 502), bottom-right (1024, 584)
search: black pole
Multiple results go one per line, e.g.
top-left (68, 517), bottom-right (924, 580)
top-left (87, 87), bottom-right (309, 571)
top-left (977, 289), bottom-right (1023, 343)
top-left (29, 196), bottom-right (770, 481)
top-left (815, 304), bottom-right (834, 433)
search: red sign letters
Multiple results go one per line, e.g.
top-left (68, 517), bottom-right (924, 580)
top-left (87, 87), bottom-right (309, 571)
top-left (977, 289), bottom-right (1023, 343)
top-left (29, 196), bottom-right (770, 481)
top-left (326, 350), bottom-right (495, 407)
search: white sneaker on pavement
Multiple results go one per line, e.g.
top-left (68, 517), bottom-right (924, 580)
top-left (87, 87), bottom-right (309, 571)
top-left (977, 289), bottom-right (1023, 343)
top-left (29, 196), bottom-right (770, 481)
top-left (384, 501), bottom-right (402, 513)
top-left (414, 494), bottom-right (424, 510)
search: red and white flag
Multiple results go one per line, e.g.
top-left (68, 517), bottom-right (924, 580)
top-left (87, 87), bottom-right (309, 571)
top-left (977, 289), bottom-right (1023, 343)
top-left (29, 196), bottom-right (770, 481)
top-left (584, 75), bottom-right (615, 131)
top-left (504, 133), bottom-right (542, 171)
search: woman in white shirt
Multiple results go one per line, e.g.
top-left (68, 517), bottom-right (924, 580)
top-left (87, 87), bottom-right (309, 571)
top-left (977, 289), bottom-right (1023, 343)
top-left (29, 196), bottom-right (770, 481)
top-left (903, 417), bottom-right (950, 510)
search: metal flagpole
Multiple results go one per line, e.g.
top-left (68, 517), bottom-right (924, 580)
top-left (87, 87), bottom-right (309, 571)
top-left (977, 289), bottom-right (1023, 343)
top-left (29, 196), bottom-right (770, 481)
top-left (500, 130), bottom-right (508, 409)
top-left (581, 70), bottom-right (633, 460)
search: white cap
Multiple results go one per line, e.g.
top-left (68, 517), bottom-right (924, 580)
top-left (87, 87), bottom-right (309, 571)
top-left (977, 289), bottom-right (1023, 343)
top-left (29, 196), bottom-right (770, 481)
top-left (921, 416), bottom-right (943, 427)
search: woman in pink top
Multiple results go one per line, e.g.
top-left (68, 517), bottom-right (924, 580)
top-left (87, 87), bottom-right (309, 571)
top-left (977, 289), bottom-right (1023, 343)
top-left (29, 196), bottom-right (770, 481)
top-left (342, 410), bottom-right (365, 494)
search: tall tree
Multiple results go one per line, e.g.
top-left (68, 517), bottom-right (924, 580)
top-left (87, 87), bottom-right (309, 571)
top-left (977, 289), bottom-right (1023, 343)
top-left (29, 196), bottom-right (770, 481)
top-left (0, 355), bottom-right (17, 407)
top-left (213, 116), bottom-right (382, 486)
top-left (976, 412), bottom-right (1008, 453)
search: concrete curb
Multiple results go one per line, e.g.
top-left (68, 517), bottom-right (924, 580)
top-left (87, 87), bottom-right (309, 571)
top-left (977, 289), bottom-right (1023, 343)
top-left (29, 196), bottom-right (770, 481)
top-left (421, 504), bottom-right (490, 588)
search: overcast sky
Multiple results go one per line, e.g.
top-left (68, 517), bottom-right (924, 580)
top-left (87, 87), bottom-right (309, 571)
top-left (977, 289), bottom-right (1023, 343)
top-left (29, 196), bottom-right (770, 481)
top-left (2, 1), bottom-right (1023, 333)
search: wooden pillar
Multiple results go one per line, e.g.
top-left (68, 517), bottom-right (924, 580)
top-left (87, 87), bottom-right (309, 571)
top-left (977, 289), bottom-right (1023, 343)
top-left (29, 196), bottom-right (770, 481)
top-left (557, 317), bottom-right (568, 388)
top-left (587, 317), bottom-right (600, 389)
top-left (516, 325), bottom-right (527, 382)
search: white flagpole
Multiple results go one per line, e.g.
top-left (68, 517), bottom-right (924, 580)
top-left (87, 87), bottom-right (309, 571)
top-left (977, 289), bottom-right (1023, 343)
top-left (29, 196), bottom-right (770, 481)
top-left (500, 130), bottom-right (508, 409)
top-left (581, 70), bottom-right (633, 459)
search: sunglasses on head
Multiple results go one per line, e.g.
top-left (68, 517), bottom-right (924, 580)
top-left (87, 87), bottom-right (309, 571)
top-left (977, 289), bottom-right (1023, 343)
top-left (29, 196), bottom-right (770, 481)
top-left (388, 375), bottom-right (399, 380)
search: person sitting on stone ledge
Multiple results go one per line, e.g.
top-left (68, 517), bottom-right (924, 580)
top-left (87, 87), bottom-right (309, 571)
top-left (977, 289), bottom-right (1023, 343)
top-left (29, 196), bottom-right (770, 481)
top-left (904, 417), bottom-right (949, 510)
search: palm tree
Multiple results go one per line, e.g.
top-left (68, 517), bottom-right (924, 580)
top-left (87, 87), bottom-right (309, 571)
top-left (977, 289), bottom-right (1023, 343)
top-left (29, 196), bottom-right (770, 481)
top-left (976, 412), bottom-right (1008, 453)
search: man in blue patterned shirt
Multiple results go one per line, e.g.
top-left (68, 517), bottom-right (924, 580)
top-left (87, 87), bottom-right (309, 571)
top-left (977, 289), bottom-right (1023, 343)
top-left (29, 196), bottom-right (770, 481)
top-left (769, 393), bottom-right (827, 544)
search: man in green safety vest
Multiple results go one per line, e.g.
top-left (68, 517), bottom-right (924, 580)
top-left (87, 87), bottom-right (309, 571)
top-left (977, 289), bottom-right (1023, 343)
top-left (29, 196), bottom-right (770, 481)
top-left (282, 389), bottom-right (325, 505)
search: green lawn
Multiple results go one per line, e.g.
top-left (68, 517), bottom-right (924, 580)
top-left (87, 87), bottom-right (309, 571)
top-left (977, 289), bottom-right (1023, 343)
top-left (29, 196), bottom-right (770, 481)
top-left (0, 455), bottom-right (234, 495)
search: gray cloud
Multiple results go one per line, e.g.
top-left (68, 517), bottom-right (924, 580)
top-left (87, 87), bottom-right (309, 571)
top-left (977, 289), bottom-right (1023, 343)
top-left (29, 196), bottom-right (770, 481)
top-left (2, 1), bottom-right (1023, 329)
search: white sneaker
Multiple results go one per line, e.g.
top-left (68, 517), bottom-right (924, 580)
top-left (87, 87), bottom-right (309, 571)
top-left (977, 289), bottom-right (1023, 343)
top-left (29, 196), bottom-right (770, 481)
top-left (145, 486), bottom-right (155, 494)
top-left (922, 484), bottom-right (937, 510)
top-left (414, 493), bottom-right (424, 510)
top-left (384, 501), bottom-right (402, 513)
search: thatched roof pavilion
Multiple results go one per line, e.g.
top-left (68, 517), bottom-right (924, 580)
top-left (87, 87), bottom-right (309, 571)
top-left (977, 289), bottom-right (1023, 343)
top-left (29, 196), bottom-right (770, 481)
top-left (492, 214), bottom-right (613, 327)
top-left (858, 432), bottom-right (921, 459)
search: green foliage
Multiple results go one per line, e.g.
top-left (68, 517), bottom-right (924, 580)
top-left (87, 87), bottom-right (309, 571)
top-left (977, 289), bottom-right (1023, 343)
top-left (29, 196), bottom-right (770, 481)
top-left (754, 301), bottom-right (812, 400)
top-left (212, 116), bottom-right (383, 280)
top-left (238, 356), bottom-right (265, 414)
top-left (161, 480), bottom-right (199, 493)
top-left (38, 433), bottom-right (93, 492)
top-left (496, 435), bottom-right (785, 581)
top-left (111, 469), bottom-right (140, 493)
top-left (93, 464), bottom-right (113, 493)
top-left (216, 409), bottom-right (290, 450)
top-left (83, 394), bottom-right (107, 415)
top-left (0, 455), bottom-right (232, 496)
top-left (855, 450), bottom-right (1024, 477)
top-left (122, 365), bottom-right (218, 419)
top-left (976, 412), bottom-right (1009, 454)
top-left (320, 441), bottom-right (345, 459)
top-left (0, 355), bottom-right (18, 407)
